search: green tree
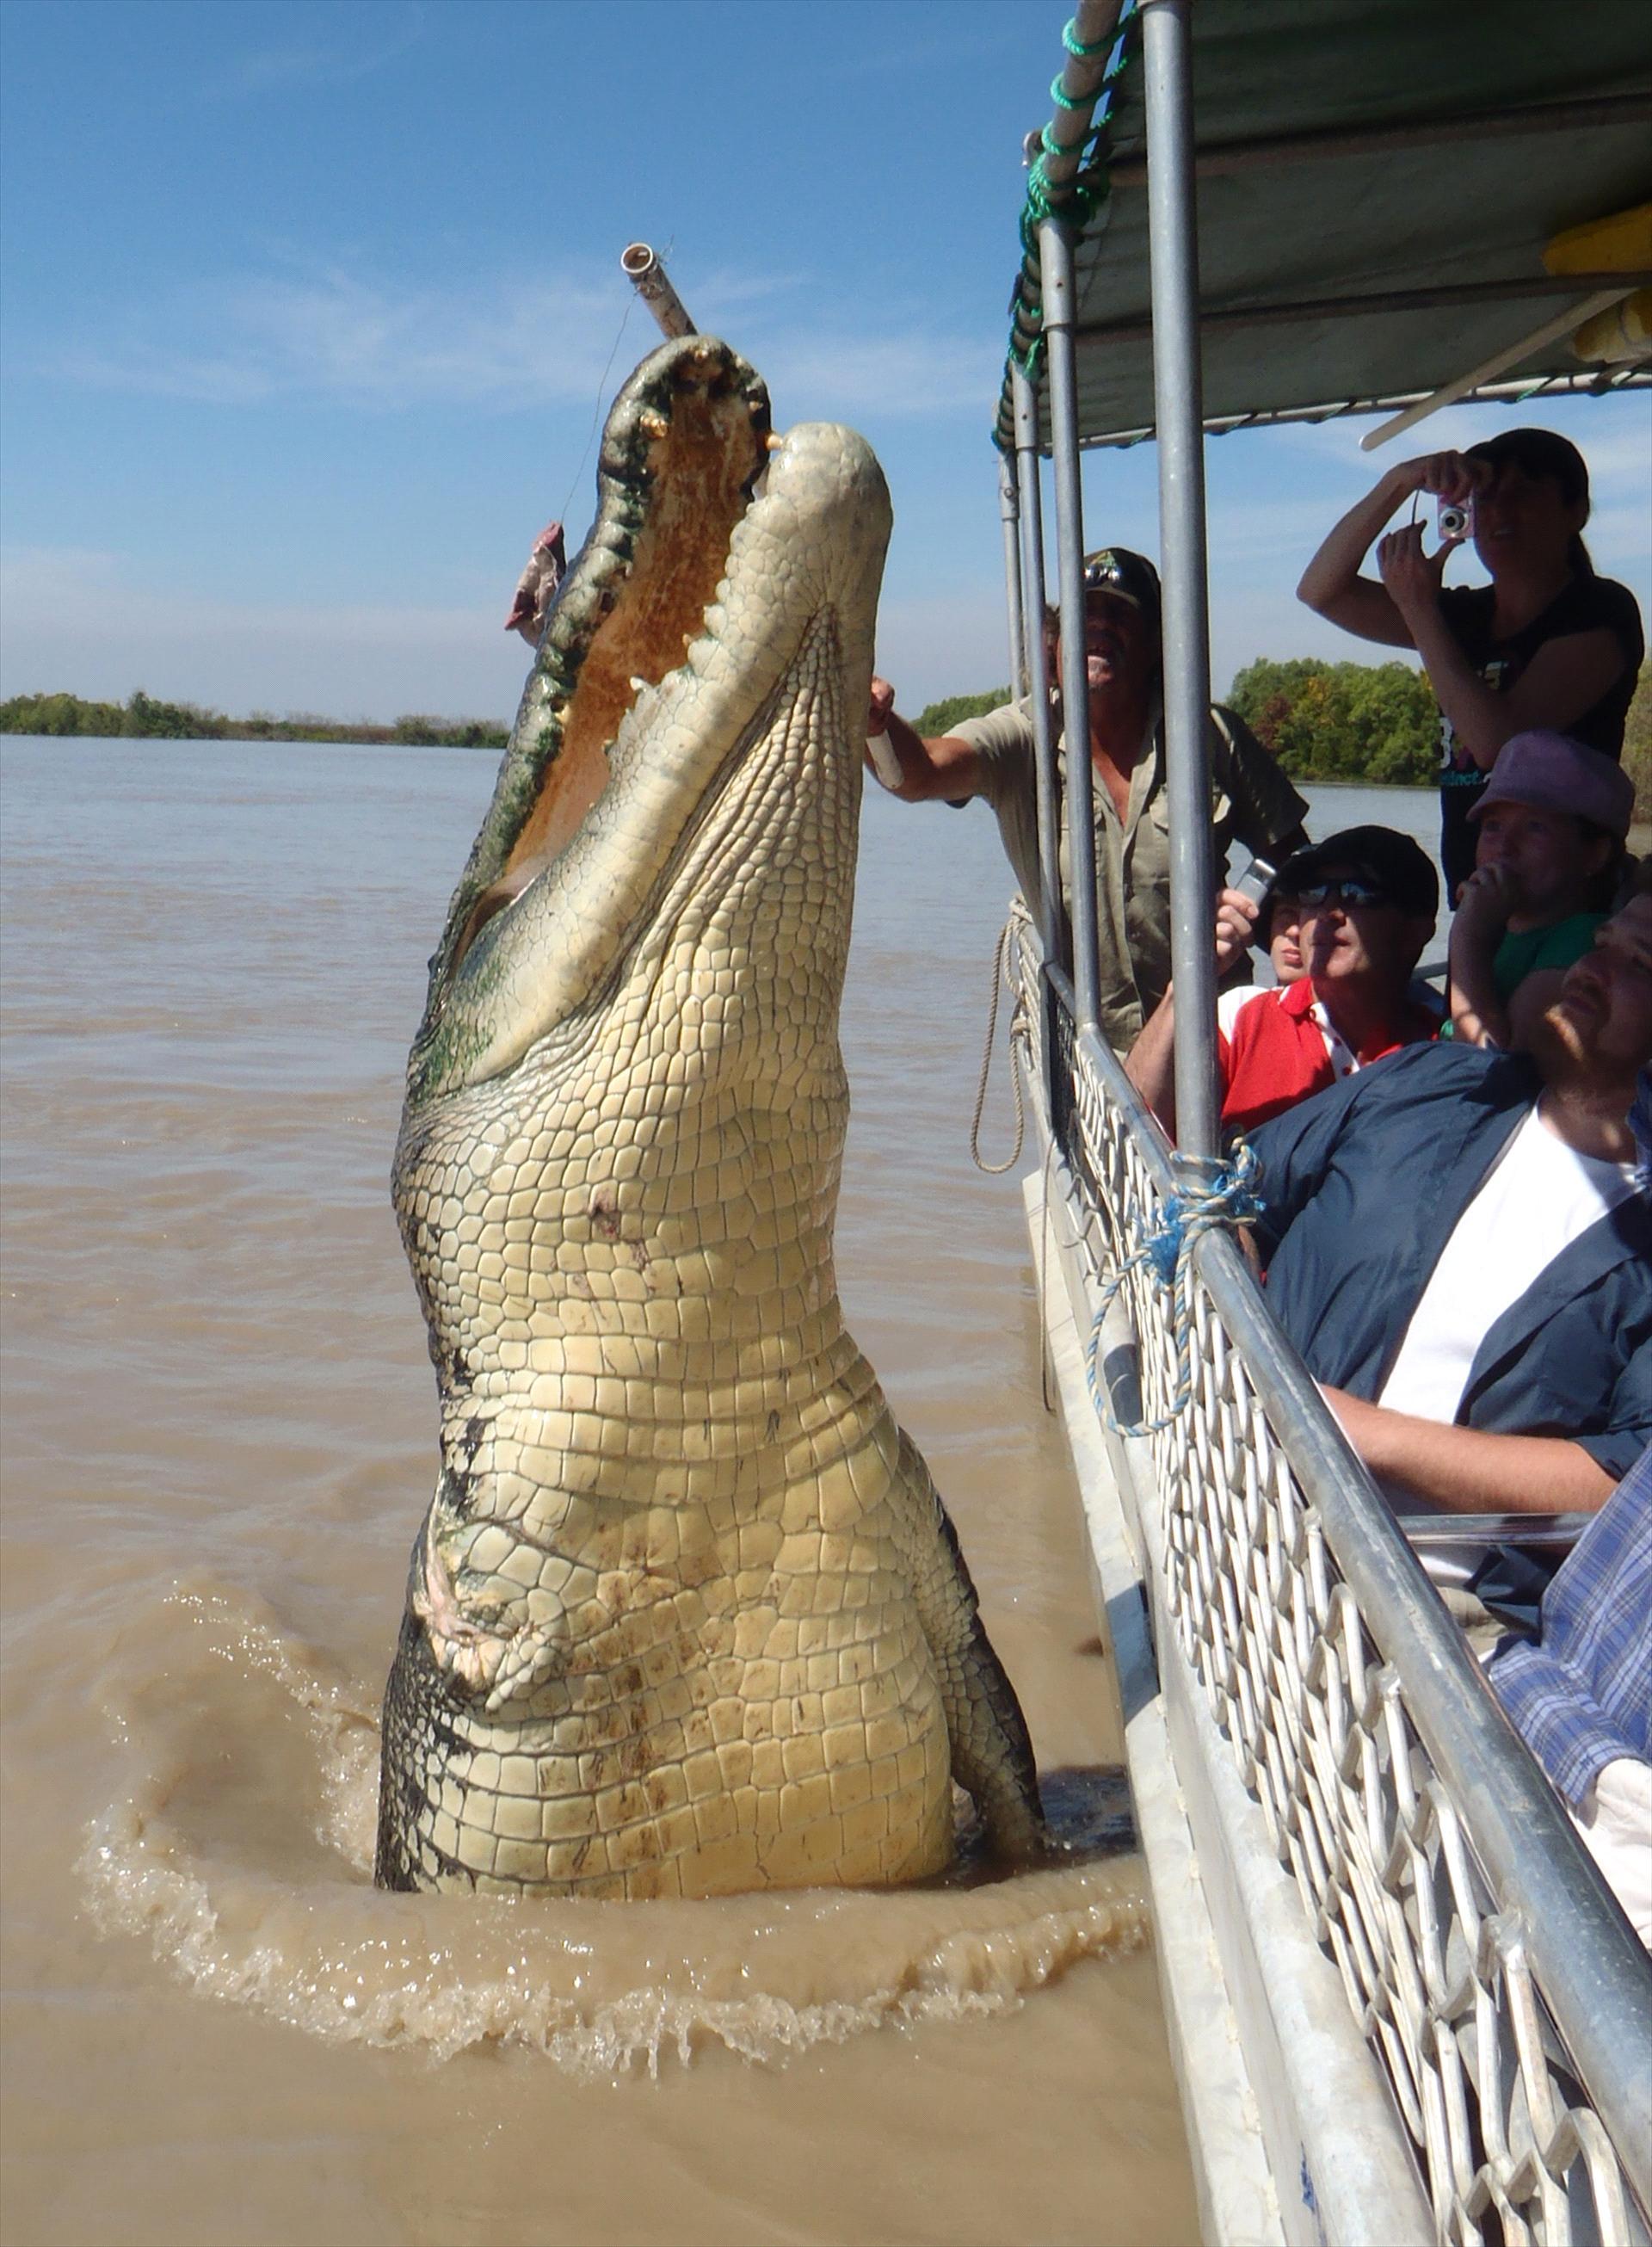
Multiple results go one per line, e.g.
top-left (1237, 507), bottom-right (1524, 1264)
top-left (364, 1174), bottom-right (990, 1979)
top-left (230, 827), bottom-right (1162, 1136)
top-left (1227, 656), bottom-right (1438, 785)
top-left (0, 689), bottom-right (512, 750)
top-left (912, 687), bottom-right (1010, 736)
top-left (0, 690), bottom-right (124, 735)
top-left (1341, 663), bottom-right (1439, 786)
top-left (122, 689), bottom-right (225, 738)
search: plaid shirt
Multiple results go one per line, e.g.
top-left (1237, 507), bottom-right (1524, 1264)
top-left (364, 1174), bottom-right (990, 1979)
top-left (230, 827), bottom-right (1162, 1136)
top-left (1489, 1445), bottom-right (1652, 1809)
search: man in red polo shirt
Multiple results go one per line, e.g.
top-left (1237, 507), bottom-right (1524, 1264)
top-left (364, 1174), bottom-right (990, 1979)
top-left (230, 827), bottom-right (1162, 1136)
top-left (1127, 825), bottom-right (1440, 1139)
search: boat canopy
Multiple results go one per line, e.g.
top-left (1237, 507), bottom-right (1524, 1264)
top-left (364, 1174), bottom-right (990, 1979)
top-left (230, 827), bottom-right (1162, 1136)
top-left (996, 0), bottom-right (1652, 453)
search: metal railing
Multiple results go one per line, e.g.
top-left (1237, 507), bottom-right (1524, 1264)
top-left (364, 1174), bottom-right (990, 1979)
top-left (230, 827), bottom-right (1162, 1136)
top-left (1014, 922), bottom-right (1652, 2247)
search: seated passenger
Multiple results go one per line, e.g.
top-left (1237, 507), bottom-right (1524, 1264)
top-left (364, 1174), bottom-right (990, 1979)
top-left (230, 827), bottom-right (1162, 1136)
top-left (1246, 892), bottom-right (1652, 1513)
top-left (1449, 729), bottom-right (1632, 1048)
top-left (1486, 1442), bottom-right (1651, 1945)
top-left (1126, 827), bottom-right (1439, 1139)
top-left (866, 547), bottom-right (1308, 1054)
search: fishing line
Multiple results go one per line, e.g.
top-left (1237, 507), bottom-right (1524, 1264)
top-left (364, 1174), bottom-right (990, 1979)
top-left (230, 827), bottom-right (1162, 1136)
top-left (553, 299), bottom-right (633, 529)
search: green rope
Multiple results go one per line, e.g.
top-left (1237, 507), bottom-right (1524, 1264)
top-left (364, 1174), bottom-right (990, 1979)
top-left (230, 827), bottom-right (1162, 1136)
top-left (1019, 155), bottom-right (1104, 250)
top-left (1009, 328), bottom-right (1047, 385)
top-left (1062, 14), bottom-right (1112, 57)
top-left (998, 0), bottom-right (1143, 445)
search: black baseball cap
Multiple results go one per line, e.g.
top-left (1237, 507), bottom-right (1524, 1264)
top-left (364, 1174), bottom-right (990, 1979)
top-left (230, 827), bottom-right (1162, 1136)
top-left (1273, 826), bottom-right (1439, 920)
top-left (1082, 547), bottom-right (1161, 627)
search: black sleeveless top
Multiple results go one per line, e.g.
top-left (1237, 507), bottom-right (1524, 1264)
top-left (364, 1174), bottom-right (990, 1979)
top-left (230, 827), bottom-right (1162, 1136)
top-left (1434, 571), bottom-right (1643, 896)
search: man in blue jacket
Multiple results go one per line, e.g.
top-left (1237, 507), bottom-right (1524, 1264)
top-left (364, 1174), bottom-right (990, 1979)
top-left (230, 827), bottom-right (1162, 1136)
top-left (1248, 889), bottom-right (1651, 1513)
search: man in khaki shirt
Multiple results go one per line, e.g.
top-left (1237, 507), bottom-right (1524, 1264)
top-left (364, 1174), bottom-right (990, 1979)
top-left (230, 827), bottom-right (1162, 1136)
top-left (868, 548), bottom-right (1308, 1053)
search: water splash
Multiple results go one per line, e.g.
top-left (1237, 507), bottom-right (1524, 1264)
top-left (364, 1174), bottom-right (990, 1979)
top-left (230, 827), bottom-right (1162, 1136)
top-left (80, 1581), bottom-right (1150, 2077)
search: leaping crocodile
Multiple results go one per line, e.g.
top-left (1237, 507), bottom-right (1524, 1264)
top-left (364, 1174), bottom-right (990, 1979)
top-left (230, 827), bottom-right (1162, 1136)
top-left (376, 336), bottom-right (1043, 1898)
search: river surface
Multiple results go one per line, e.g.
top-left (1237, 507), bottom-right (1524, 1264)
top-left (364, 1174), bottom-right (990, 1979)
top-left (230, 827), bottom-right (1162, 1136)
top-left (0, 733), bottom-right (1436, 2247)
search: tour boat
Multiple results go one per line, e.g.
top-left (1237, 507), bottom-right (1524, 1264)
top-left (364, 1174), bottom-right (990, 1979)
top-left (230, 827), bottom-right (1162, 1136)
top-left (982, 3), bottom-right (1650, 2241)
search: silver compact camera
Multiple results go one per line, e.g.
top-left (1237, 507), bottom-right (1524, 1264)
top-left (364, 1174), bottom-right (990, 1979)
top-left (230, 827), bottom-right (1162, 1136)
top-left (1233, 855), bottom-right (1276, 908)
top-left (1437, 497), bottom-right (1474, 541)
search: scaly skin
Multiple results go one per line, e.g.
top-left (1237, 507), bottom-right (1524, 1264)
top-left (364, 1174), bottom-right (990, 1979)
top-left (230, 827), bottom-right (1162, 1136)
top-left (376, 336), bottom-right (1042, 1897)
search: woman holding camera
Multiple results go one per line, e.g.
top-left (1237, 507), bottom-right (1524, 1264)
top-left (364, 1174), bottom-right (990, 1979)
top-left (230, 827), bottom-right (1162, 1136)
top-left (1298, 427), bottom-right (1643, 898)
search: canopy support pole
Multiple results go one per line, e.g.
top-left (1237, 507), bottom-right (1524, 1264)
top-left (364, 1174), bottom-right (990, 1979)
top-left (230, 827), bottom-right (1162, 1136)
top-left (1142, 0), bottom-right (1219, 1167)
top-left (1011, 364), bottom-right (1067, 985)
top-left (1039, 213), bottom-right (1101, 1039)
top-left (998, 452), bottom-right (1029, 702)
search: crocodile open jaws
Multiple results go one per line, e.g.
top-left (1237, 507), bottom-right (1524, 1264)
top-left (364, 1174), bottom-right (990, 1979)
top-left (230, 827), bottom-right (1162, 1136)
top-left (376, 335), bottom-right (1043, 1898)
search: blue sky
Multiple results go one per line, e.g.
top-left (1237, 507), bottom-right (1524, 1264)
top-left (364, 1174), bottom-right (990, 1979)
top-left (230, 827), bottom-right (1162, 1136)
top-left (2, 0), bottom-right (1648, 724)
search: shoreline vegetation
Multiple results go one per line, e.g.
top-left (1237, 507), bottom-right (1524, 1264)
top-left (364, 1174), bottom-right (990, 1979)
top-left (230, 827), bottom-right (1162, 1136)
top-left (5, 660), bottom-right (1648, 808)
top-left (0, 689), bottom-right (507, 750)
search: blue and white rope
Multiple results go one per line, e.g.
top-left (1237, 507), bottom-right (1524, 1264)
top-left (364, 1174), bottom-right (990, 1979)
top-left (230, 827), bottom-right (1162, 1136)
top-left (1085, 1141), bottom-right (1262, 1436)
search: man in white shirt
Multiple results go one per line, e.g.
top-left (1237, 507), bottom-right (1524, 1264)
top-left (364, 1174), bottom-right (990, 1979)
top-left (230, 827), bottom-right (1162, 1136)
top-left (1249, 891), bottom-right (1652, 1513)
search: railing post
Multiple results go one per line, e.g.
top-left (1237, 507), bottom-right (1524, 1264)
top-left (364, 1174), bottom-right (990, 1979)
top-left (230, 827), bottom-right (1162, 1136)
top-left (1010, 361), bottom-right (1067, 984)
top-left (998, 451), bottom-right (1028, 703)
top-left (1142, 0), bottom-right (1220, 1168)
top-left (1039, 213), bottom-right (1102, 1042)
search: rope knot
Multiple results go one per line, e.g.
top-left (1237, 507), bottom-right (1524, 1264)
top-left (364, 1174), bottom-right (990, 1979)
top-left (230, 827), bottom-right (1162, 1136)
top-left (1086, 1141), bottom-right (1261, 1436)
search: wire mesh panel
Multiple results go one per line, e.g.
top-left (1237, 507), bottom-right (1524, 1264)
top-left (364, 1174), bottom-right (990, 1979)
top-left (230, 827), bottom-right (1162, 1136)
top-left (1014, 929), bottom-right (1649, 2247)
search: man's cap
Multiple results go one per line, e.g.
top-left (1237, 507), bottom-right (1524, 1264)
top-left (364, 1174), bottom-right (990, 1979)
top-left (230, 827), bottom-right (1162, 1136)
top-left (1468, 729), bottom-right (1633, 841)
top-left (1082, 547), bottom-right (1161, 623)
top-left (1273, 825), bottom-right (1439, 920)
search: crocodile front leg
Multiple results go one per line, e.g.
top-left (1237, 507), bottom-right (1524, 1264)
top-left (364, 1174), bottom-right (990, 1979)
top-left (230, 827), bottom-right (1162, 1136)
top-left (891, 1429), bottom-right (1045, 1861)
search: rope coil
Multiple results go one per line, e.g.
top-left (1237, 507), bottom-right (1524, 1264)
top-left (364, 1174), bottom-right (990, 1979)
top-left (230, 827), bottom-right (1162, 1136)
top-left (971, 912), bottom-right (1032, 1175)
top-left (1085, 1142), bottom-right (1262, 1436)
top-left (1062, 14), bottom-right (1113, 57)
top-left (996, 3), bottom-right (1142, 449)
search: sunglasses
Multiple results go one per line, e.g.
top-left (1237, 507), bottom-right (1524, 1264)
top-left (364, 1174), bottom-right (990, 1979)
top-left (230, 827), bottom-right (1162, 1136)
top-left (1082, 558), bottom-right (1141, 600)
top-left (1295, 877), bottom-right (1388, 909)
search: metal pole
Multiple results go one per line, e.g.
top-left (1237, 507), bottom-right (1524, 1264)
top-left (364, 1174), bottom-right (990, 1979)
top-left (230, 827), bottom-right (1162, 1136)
top-left (998, 452), bottom-right (1028, 701)
top-left (620, 243), bottom-right (697, 338)
top-left (1039, 213), bottom-right (1100, 1040)
top-left (1011, 362), bottom-right (1067, 980)
top-left (1142, 0), bottom-right (1219, 1165)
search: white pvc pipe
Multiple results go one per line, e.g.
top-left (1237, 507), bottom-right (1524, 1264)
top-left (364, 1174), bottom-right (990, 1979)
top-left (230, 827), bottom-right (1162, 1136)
top-left (620, 244), bottom-right (697, 339)
top-left (1359, 286), bottom-right (1630, 449)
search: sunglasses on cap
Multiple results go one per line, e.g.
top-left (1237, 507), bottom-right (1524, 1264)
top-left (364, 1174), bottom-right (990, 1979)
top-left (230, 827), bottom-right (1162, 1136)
top-left (1295, 877), bottom-right (1388, 910)
top-left (1081, 549), bottom-right (1156, 603)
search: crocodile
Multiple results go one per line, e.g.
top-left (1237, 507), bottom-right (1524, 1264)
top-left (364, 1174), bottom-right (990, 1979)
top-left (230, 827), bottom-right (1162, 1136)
top-left (375, 335), bottom-right (1043, 1898)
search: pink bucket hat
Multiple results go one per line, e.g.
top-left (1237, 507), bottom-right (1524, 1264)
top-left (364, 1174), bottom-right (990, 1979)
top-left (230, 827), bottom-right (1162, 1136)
top-left (1469, 731), bottom-right (1635, 841)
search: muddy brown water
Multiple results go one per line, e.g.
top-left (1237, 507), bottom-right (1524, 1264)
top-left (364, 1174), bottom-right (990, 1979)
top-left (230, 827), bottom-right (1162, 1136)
top-left (0, 736), bottom-right (1217, 2247)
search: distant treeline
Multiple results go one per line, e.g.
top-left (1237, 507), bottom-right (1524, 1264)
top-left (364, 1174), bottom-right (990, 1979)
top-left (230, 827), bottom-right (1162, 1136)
top-left (0, 689), bottom-right (509, 749)
top-left (11, 664), bottom-right (1650, 814)
top-left (912, 688), bottom-right (1011, 737)
top-left (1226, 658), bottom-right (1439, 785)
top-left (1236, 657), bottom-right (1652, 810)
